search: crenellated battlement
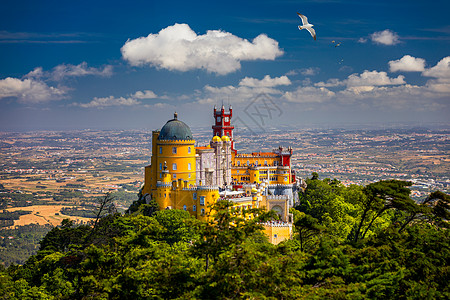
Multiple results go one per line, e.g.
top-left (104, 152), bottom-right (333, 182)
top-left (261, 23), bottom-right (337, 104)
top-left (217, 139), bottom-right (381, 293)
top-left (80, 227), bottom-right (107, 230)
top-left (156, 182), bottom-right (171, 188)
top-left (266, 195), bottom-right (289, 200)
top-left (260, 221), bottom-right (293, 228)
top-left (196, 185), bottom-right (219, 191)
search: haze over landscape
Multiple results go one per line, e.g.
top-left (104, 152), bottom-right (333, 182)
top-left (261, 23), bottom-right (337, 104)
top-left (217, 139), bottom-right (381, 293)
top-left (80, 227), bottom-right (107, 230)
top-left (0, 0), bottom-right (449, 131)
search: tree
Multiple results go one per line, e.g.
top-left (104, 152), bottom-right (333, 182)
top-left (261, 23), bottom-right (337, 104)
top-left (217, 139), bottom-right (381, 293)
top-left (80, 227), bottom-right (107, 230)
top-left (191, 200), bottom-right (274, 271)
top-left (294, 212), bottom-right (325, 252)
top-left (353, 180), bottom-right (417, 243)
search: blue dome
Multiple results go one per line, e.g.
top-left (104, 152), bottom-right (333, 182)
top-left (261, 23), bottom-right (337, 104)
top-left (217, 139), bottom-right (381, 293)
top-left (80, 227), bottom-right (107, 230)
top-left (158, 113), bottom-right (193, 141)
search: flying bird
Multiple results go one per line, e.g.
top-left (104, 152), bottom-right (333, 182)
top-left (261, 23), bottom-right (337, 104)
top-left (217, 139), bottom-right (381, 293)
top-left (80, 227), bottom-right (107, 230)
top-left (297, 13), bottom-right (316, 40)
top-left (332, 40), bottom-right (341, 47)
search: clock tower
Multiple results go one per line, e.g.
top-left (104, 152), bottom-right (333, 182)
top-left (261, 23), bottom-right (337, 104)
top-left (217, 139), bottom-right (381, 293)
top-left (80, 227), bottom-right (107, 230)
top-left (212, 105), bottom-right (235, 151)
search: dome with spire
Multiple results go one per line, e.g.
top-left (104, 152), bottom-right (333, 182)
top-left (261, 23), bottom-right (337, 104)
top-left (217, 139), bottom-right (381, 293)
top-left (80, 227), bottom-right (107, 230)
top-left (212, 135), bottom-right (222, 142)
top-left (158, 113), bottom-right (193, 141)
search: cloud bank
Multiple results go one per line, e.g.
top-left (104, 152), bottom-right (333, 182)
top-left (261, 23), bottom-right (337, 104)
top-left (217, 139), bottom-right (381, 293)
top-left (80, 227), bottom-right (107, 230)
top-left (121, 23), bottom-right (283, 75)
top-left (316, 70), bottom-right (405, 87)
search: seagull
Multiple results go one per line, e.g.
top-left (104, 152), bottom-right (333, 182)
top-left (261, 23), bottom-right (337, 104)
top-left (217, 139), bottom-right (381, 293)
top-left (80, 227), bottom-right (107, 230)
top-left (297, 13), bottom-right (316, 40)
top-left (332, 40), bottom-right (341, 47)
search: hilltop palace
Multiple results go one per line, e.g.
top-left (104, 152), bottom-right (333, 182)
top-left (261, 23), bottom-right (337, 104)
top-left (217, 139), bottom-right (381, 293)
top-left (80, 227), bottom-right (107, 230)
top-left (141, 106), bottom-right (302, 244)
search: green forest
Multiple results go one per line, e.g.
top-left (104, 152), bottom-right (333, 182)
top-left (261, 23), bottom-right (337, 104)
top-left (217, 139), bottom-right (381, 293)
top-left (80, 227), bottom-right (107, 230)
top-left (0, 175), bottom-right (448, 299)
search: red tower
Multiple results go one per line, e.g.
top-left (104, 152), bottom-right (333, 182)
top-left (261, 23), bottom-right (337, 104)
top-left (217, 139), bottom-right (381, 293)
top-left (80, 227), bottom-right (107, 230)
top-left (212, 105), bottom-right (235, 151)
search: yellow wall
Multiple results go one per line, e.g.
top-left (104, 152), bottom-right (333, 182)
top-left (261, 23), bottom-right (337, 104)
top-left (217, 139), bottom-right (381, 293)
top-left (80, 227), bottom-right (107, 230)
top-left (156, 140), bottom-right (196, 187)
top-left (231, 154), bottom-right (292, 185)
top-left (232, 166), bottom-right (290, 185)
top-left (263, 225), bottom-right (292, 245)
top-left (233, 155), bottom-right (280, 167)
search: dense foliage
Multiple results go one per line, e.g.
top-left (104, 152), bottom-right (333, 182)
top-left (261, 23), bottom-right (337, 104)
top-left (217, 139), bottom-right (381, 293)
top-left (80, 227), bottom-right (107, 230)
top-left (0, 175), bottom-right (448, 299)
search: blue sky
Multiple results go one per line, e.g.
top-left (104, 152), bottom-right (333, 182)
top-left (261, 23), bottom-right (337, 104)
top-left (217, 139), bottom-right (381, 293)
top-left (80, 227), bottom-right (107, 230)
top-left (0, 0), bottom-right (449, 131)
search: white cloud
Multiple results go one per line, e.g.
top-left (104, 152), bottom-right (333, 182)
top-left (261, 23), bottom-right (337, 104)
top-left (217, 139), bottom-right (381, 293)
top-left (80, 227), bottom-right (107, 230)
top-left (121, 23), bottom-right (283, 75)
top-left (0, 77), bottom-right (66, 103)
top-left (422, 56), bottom-right (450, 79)
top-left (300, 67), bottom-right (320, 76)
top-left (358, 37), bottom-right (367, 43)
top-left (25, 67), bottom-right (44, 79)
top-left (76, 96), bottom-right (140, 108)
top-left (316, 70), bottom-right (405, 87)
top-left (422, 56), bottom-right (450, 93)
top-left (132, 90), bottom-right (158, 99)
top-left (346, 70), bottom-right (405, 86)
top-left (239, 75), bottom-right (291, 88)
top-left (315, 78), bottom-right (343, 87)
top-left (285, 68), bottom-right (320, 76)
top-left (389, 55), bottom-right (426, 72)
top-left (50, 62), bottom-right (113, 80)
top-left (370, 29), bottom-right (400, 45)
top-left (284, 86), bottom-right (335, 103)
top-left (24, 62), bottom-right (113, 81)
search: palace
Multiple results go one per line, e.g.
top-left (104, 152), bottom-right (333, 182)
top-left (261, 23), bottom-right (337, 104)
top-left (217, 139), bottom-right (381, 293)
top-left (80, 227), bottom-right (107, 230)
top-left (141, 106), bottom-right (301, 244)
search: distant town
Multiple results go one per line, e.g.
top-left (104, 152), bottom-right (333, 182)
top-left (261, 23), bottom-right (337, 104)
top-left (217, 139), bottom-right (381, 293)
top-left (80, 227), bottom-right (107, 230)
top-left (1, 127), bottom-right (448, 204)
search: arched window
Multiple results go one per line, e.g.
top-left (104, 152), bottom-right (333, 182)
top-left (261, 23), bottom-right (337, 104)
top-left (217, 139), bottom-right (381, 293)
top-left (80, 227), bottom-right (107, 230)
top-left (159, 147), bottom-right (162, 154)
top-left (201, 208), bottom-right (205, 215)
top-left (183, 205), bottom-right (187, 211)
top-left (188, 163), bottom-right (191, 170)
top-left (188, 146), bottom-right (191, 154)
top-left (193, 205), bottom-right (196, 211)
top-left (172, 163), bottom-right (177, 170)
top-left (272, 205), bottom-right (283, 218)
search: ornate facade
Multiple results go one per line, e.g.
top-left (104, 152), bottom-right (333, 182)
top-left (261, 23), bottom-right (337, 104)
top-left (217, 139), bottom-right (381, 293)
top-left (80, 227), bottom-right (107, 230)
top-left (141, 107), bottom-right (302, 244)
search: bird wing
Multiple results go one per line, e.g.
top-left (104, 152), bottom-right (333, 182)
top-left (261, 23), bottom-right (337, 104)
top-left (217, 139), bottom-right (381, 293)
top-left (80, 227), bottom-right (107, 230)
top-left (306, 27), bottom-right (316, 40)
top-left (297, 13), bottom-right (309, 25)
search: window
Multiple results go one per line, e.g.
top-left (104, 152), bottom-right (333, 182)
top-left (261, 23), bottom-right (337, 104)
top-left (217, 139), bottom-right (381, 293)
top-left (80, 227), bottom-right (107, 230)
top-left (188, 163), bottom-right (191, 170)
top-left (237, 161), bottom-right (240, 166)
top-left (183, 205), bottom-right (187, 211)
top-left (201, 208), bottom-right (205, 215)
top-left (172, 147), bottom-right (177, 154)
top-left (159, 147), bottom-right (162, 154)
top-left (159, 163), bottom-right (162, 170)
top-left (193, 193), bottom-right (197, 200)
top-left (159, 173), bottom-right (162, 178)
top-left (256, 161), bottom-right (258, 166)
top-left (247, 160), bottom-right (250, 166)
top-left (200, 196), bottom-right (205, 206)
top-left (274, 234), bottom-right (278, 239)
top-left (172, 163), bottom-right (177, 170)
top-left (173, 174), bottom-right (176, 179)
top-left (188, 173), bottom-right (191, 178)
top-left (264, 160), bottom-right (267, 165)
top-left (193, 205), bottom-right (196, 211)
top-left (188, 147), bottom-right (191, 154)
